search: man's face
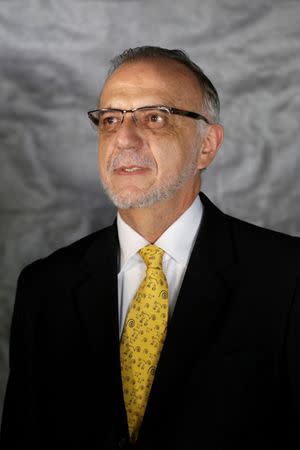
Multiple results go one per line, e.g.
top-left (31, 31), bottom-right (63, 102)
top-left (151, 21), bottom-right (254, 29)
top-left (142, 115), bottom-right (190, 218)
top-left (98, 59), bottom-right (205, 209)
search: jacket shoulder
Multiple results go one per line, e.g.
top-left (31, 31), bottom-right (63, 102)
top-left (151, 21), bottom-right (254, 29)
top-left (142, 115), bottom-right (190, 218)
top-left (200, 191), bottom-right (300, 259)
top-left (19, 223), bottom-right (117, 279)
top-left (226, 213), bottom-right (300, 266)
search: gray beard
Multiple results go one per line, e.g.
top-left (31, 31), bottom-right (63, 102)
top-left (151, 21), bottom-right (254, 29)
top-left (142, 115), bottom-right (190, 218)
top-left (100, 150), bottom-right (199, 209)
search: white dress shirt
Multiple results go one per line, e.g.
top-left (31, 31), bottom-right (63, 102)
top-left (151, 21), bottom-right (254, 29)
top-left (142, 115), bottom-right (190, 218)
top-left (117, 195), bottom-right (203, 337)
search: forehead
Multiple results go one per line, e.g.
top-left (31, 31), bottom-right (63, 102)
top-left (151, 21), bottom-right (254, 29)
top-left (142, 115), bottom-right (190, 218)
top-left (100, 59), bottom-right (203, 110)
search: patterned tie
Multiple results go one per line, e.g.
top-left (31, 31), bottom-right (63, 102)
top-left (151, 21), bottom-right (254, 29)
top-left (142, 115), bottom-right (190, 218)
top-left (120, 244), bottom-right (169, 443)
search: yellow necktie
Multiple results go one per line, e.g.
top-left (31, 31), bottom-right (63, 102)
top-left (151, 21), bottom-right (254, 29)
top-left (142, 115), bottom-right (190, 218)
top-left (120, 244), bottom-right (169, 443)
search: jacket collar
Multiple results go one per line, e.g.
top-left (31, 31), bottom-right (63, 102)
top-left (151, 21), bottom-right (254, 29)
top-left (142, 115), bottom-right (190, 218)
top-left (73, 191), bottom-right (237, 370)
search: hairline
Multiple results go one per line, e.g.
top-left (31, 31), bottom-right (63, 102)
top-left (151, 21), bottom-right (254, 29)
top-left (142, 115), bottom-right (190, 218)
top-left (103, 57), bottom-right (201, 107)
top-left (103, 50), bottom-right (220, 123)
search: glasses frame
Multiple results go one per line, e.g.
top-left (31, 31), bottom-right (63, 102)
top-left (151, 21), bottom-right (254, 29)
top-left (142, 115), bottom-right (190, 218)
top-left (87, 105), bottom-right (210, 129)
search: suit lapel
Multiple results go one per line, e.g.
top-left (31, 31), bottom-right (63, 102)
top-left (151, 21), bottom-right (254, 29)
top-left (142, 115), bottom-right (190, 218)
top-left (165, 191), bottom-right (237, 361)
top-left (139, 192), bottom-right (239, 440)
top-left (72, 223), bottom-right (128, 430)
top-left (73, 223), bottom-right (120, 360)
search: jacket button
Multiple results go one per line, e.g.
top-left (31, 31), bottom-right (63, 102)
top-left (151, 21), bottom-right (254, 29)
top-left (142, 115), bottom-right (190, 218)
top-left (118, 436), bottom-right (127, 448)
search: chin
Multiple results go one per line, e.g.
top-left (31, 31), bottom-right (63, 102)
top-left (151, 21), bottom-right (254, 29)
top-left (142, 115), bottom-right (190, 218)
top-left (106, 190), bottom-right (157, 209)
top-left (102, 184), bottom-right (176, 209)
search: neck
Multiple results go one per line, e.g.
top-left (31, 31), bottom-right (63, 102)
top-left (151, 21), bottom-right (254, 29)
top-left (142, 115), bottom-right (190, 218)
top-left (118, 190), bottom-right (200, 243)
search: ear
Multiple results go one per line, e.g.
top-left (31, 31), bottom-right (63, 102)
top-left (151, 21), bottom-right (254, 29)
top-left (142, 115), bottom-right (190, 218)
top-left (197, 123), bottom-right (224, 170)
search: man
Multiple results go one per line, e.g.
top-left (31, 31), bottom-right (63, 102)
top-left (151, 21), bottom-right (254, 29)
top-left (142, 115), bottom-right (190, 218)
top-left (1, 46), bottom-right (300, 449)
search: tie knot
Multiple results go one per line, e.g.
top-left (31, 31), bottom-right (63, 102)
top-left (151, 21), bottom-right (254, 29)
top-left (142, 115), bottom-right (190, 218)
top-left (139, 245), bottom-right (164, 270)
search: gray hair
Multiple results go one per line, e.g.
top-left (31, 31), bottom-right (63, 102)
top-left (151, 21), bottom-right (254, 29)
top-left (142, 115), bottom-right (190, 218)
top-left (107, 46), bottom-right (220, 123)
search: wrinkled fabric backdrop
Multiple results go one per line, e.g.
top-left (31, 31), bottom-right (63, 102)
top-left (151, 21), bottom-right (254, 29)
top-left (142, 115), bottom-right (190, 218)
top-left (0, 0), bottom-right (300, 420)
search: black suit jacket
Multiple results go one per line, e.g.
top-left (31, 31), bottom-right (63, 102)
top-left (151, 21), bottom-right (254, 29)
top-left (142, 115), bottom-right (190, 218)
top-left (1, 192), bottom-right (300, 449)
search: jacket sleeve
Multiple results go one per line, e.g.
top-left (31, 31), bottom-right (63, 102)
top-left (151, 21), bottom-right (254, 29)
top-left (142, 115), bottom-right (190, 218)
top-left (0, 262), bottom-right (42, 448)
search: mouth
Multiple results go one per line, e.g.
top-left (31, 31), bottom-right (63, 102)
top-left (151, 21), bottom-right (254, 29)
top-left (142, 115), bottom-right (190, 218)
top-left (114, 166), bottom-right (149, 175)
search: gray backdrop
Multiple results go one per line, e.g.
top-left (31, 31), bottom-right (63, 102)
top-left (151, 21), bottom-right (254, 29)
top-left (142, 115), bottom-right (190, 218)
top-left (1, 0), bottom-right (300, 421)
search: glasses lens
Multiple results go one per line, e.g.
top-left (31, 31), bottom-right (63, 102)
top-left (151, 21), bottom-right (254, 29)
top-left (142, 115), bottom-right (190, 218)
top-left (99, 110), bottom-right (123, 132)
top-left (88, 111), bottom-right (101, 128)
top-left (89, 110), bottom-right (124, 132)
top-left (135, 108), bottom-right (170, 129)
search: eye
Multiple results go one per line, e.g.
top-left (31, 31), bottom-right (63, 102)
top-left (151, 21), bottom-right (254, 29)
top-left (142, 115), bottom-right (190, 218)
top-left (103, 116), bottom-right (118, 125)
top-left (100, 112), bottom-right (123, 130)
top-left (149, 113), bottom-right (163, 123)
top-left (138, 109), bottom-right (169, 128)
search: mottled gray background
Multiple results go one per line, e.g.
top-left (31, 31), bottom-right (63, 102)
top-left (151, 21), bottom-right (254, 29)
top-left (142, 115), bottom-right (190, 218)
top-left (1, 0), bottom-right (300, 421)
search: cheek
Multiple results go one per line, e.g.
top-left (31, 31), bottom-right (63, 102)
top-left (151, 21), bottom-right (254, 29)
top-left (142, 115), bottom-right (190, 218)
top-left (98, 135), bottom-right (112, 161)
top-left (98, 142), bottom-right (108, 176)
top-left (154, 138), bottom-right (194, 175)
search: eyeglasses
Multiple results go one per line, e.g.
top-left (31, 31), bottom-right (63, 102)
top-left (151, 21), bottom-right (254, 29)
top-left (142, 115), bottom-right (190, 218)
top-left (87, 105), bottom-right (210, 132)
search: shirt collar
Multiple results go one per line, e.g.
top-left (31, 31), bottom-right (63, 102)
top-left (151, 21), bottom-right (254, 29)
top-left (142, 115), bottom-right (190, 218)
top-left (155, 195), bottom-right (202, 264)
top-left (117, 215), bottom-right (149, 272)
top-left (117, 195), bottom-right (203, 271)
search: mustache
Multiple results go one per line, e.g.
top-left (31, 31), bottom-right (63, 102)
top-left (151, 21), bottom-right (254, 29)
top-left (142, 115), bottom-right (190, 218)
top-left (107, 152), bottom-right (156, 171)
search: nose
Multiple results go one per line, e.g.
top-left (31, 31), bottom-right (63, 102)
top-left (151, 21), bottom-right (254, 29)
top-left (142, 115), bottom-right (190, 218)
top-left (115, 112), bottom-right (144, 149)
top-left (121, 110), bottom-right (138, 126)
